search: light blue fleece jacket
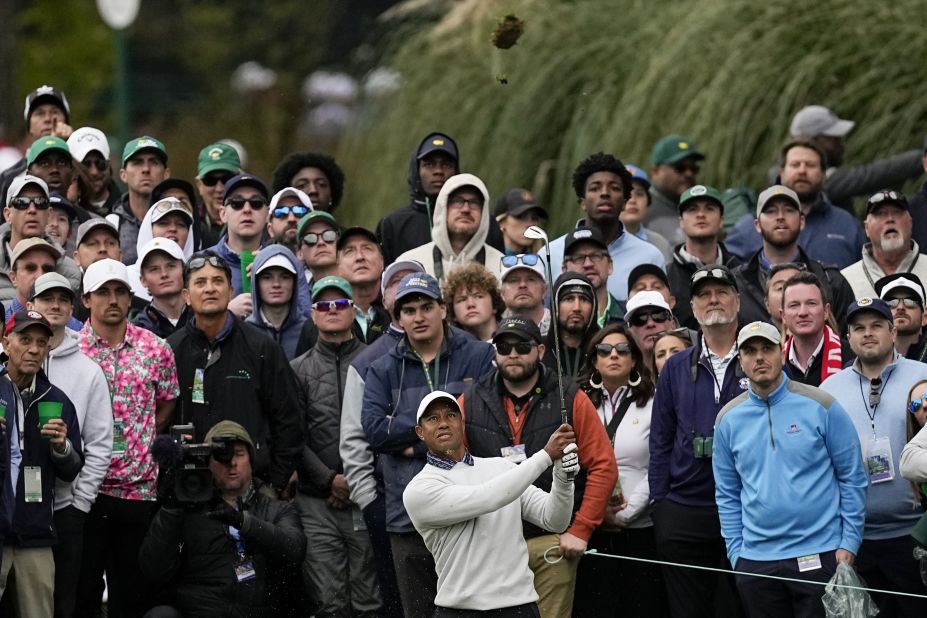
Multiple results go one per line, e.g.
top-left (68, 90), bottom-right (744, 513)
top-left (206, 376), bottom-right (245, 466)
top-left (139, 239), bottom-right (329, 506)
top-left (820, 354), bottom-right (927, 540)
top-left (714, 375), bottom-right (867, 566)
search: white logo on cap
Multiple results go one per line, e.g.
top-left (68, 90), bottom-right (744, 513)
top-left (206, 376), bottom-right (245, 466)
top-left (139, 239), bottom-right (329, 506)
top-left (689, 185), bottom-right (707, 196)
top-left (857, 297), bottom-right (873, 306)
top-left (208, 147), bottom-right (223, 159)
top-left (27, 310), bottom-right (43, 320)
top-left (36, 85), bottom-right (55, 95)
top-left (573, 230), bottom-right (592, 239)
top-left (137, 139), bottom-right (157, 148)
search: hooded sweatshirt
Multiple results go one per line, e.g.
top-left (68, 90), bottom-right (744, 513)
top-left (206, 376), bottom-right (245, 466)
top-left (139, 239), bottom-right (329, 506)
top-left (46, 330), bottom-right (114, 513)
top-left (396, 173), bottom-right (504, 282)
top-left (246, 245), bottom-right (308, 360)
top-left (127, 205), bottom-right (196, 301)
top-left (542, 271), bottom-right (600, 379)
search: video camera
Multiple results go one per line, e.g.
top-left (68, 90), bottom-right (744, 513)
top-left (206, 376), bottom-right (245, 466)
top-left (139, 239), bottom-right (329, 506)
top-left (153, 424), bottom-right (235, 505)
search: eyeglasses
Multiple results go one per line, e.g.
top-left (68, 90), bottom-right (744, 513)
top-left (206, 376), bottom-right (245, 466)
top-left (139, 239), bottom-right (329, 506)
top-left (869, 377), bottom-right (882, 409)
top-left (494, 341), bottom-right (536, 355)
top-left (83, 157), bottom-right (108, 171)
top-left (908, 395), bottom-right (927, 415)
top-left (886, 297), bottom-right (920, 309)
top-left (187, 255), bottom-right (225, 273)
top-left (303, 230), bottom-right (338, 246)
top-left (35, 157), bottom-right (71, 170)
top-left (628, 310), bottom-right (671, 327)
top-left (502, 254), bottom-right (541, 268)
top-left (564, 251), bottom-right (609, 266)
top-left (313, 299), bottom-right (354, 312)
top-left (673, 162), bottom-right (700, 175)
top-left (8, 196), bottom-right (50, 210)
top-left (202, 172), bottom-right (235, 187)
top-left (595, 343), bottom-right (631, 357)
top-left (447, 196), bottom-right (484, 209)
top-left (272, 205), bottom-right (310, 219)
top-left (224, 197), bottom-right (268, 210)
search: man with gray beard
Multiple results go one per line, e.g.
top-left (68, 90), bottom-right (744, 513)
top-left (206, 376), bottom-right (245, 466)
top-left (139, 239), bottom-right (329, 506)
top-left (841, 190), bottom-right (927, 299)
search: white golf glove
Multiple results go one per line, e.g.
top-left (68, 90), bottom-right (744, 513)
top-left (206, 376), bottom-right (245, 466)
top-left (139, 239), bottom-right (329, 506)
top-left (554, 443), bottom-right (580, 482)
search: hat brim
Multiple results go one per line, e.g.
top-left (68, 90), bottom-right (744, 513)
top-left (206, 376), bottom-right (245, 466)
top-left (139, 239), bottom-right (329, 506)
top-left (660, 151), bottom-right (705, 166)
top-left (198, 161), bottom-right (239, 177)
top-left (506, 202), bottom-right (549, 219)
top-left (123, 147), bottom-right (167, 167)
top-left (821, 119), bottom-right (855, 138)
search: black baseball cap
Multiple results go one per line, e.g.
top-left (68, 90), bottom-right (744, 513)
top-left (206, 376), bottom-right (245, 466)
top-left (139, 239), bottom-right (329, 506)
top-left (846, 297), bottom-right (893, 324)
top-left (627, 263), bottom-right (669, 292)
top-left (5, 309), bottom-right (53, 337)
top-left (494, 188), bottom-right (549, 220)
top-left (23, 85), bottom-right (70, 124)
top-left (223, 174), bottom-right (269, 202)
top-left (417, 133), bottom-right (458, 161)
top-left (493, 317), bottom-right (542, 344)
top-left (48, 192), bottom-right (77, 221)
top-left (336, 226), bottom-right (380, 252)
top-left (690, 265), bottom-right (738, 295)
top-left (563, 227), bottom-right (608, 255)
top-left (151, 178), bottom-right (197, 208)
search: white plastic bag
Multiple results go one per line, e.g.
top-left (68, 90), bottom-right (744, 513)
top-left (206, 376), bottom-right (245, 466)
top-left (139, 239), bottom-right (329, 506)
top-left (822, 562), bottom-right (879, 617)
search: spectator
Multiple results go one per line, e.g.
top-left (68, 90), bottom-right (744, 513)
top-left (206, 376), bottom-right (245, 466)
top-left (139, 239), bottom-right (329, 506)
top-left (575, 323), bottom-right (668, 617)
top-left (561, 227), bottom-right (624, 326)
top-left (624, 290), bottom-right (678, 374)
top-left (441, 262), bottom-right (503, 342)
top-left (843, 190), bottom-right (927, 298)
top-left (763, 262), bottom-right (805, 332)
top-left (1, 175), bottom-right (82, 302)
top-left (781, 271), bottom-right (853, 387)
top-left (461, 317), bottom-right (616, 618)
top-left (909, 137), bottom-right (927, 251)
top-left (271, 151), bottom-right (345, 213)
top-left (649, 264), bottom-right (747, 617)
top-left (46, 193), bottom-right (76, 251)
top-left (25, 136), bottom-right (73, 197)
top-left (628, 263), bottom-right (677, 315)
top-left (132, 238), bottom-right (191, 339)
top-left (149, 179), bottom-right (199, 250)
top-left (396, 173), bottom-right (504, 282)
top-left (403, 392), bottom-right (578, 616)
top-left (500, 253), bottom-right (551, 336)
top-left (5, 238), bottom-right (81, 331)
top-left (139, 421), bottom-right (306, 618)
top-left (246, 246), bottom-right (307, 360)
top-left (376, 133), bottom-right (459, 265)
top-left (714, 321), bottom-right (867, 618)
top-left (26, 272), bottom-right (113, 618)
top-left (653, 328), bottom-right (693, 377)
top-left (338, 227), bottom-right (390, 344)
top-left (290, 275), bottom-right (381, 617)
top-left (726, 140), bottom-right (866, 269)
top-left (667, 184), bottom-right (741, 330)
top-left (75, 258), bottom-right (179, 618)
top-left (266, 186), bottom-right (312, 255)
top-left (732, 184), bottom-right (855, 330)
top-left (0, 85), bottom-right (72, 207)
top-left (543, 272), bottom-right (599, 380)
top-left (297, 210), bottom-right (340, 287)
top-left (875, 273), bottom-right (927, 361)
top-left (620, 164), bottom-right (673, 262)
top-left (494, 188), bottom-right (548, 256)
top-left (167, 250), bottom-right (303, 495)
top-left (128, 196), bottom-right (195, 301)
top-left (0, 310), bottom-right (83, 618)
top-left (66, 127), bottom-right (120, 217)
top-left (361, 272), bottom-right (495, 618)
top-left (112, 137), bottom-right (171, 265)
top-left (900, 381), bottom-right (927, 484)
top-left (646, 135), bottom-right (705, 246)
top-left (821, 298), bottom-right (927, 615)
top-left (549, 153), bottom-right (664, 302)
top-left (194, 142), bottom-right (241, 248)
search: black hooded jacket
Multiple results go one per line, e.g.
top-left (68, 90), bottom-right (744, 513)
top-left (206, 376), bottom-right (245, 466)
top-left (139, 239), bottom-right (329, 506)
top-left (542, 272), bottom-right (600, 380)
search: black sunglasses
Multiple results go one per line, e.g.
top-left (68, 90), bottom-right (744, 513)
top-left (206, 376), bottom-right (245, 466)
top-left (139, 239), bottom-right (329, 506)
top-left (187, 255), bottom-right (225, 272)
top-left (869, 378), bottom-right (882, 409)
top-left (8, 196), bottom-right (50, 210)
top-left (495, 341), bottom-right (536, 356)
top-left (303, 230), bottom-right (339, 246)
top-left (202, 172), bottom-right (235, 187)
top-left (595, 343), bottom-right (631, 357)
top-left (628, 310), bottom-right (671, 328)
top-left (224, 197), bottom-right (268, 210)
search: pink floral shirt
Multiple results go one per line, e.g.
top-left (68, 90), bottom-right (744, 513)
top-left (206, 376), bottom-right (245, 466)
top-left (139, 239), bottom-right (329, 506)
top-left (79, 322), bottom-right (179, 501)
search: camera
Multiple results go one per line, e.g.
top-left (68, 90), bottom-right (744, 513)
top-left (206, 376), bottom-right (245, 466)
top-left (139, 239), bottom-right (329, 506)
top-left (157, 424), bottom-right (235, 504)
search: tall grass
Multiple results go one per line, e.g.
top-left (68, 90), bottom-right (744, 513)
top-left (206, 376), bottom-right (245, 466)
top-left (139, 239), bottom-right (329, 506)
top-left (335, 0), bottom-right (927, 235)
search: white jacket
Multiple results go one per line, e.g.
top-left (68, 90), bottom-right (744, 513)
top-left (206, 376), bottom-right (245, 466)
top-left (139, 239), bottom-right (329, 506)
top-left (47, 329), bottom-right (114, 513)
top-left (841, 240), bottom-right (927, 299)
top-left (397, 173), bottom-right (504, 282)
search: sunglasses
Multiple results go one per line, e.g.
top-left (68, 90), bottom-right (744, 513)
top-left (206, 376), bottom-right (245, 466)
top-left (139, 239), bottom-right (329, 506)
top-left (153, 197), bottom-right (192, 215)
top-left (868, 190), bottom-right (906, 208)
top-left (869, 377), bottom-right (882, 410)
top-left (272, 205), bottom-right (310, 219)
top-left (83, 157), bottom-right (108, 171)
top-left (908, 395), bottom-right (927, 415)
top-left (8, 196), bottom-right (50, 210)
top-left (495, 341), bottom-right (536, 355)
top-left (691, 267), bottom-right (730, 285)
top-left (595, 342), bottom-right (631, 357)
top-left (303, 230), bottom-right (338, 246)
top-left (673, 162), bottom-right (700, 175)
top-left (187, 255), bottom-right (226, 273)
top-left (202, 172), bottom-right (235, 187)
top-left (224, 197), bottom-right (268, 210)
top-left (501, 254), bottom-right (541, 268)
top-left (628, 310), bottom-right (671, 328)
top-left (886, 297), bottom-right (920, 309)
top-left (313, 299), bottom-right (353, 312)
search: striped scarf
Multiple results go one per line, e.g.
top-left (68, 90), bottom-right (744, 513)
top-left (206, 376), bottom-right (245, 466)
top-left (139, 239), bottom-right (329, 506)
top-left (784, 325), bottom-right (843, 382)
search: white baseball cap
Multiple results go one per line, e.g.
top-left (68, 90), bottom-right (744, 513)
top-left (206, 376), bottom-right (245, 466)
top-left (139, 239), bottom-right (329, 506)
top-left (83, 258), bottom-right (131, 293)
top-left (269, 187), bottom-right (313, 213)
top-left (138, 237), bottom-right (185, 267)
top-left (67, 127), bottom-right (110, 162)
top-left (255, 254), bottom-right (296, 276)
top-left (500, 254), bottom-right (546, 284)
top-left (415, 390), bottom-right (461, 423)
top-left (6, 174), bottom-right (49, 208)
top-left (625, 290), bottom-right (672, 322)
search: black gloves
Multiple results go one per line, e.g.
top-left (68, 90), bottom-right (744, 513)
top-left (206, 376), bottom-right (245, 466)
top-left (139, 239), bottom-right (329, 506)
top-left (206, 499), bottom-right (244, 530)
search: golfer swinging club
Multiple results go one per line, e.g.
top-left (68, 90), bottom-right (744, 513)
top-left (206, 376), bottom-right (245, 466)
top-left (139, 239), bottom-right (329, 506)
top-left (403, 391), bottom-right (580, 617)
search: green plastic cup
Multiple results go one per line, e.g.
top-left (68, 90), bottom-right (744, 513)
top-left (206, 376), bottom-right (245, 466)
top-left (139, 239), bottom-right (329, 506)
top-left (38, 401), bottom-right (63, 430)
top-left (240, 250), bottom-right (254, 293)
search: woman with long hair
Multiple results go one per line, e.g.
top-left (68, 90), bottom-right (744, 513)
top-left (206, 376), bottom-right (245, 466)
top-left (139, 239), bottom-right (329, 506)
top-left (652, 328), bottom-right (694, 377)
top-left (572, 323), bottom-right (668, 617)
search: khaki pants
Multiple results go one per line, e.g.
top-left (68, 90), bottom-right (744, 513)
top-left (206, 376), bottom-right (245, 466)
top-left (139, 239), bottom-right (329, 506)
top-left (526, 534), bottom-right (579, 618)
top-left (0, 545), bottom-right (55, 618)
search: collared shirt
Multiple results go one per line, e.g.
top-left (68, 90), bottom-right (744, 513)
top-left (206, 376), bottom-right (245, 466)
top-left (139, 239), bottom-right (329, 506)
top-left (787, 333), bottom-right (824, 374)
top-left (701, 336), bottom-right (738, 402)
top-left (426, 450), bottom-right (475, 470)
top-left (355, 305), bottom-right (377, 338)
top-left (79, 321), bottom-right (180, 501)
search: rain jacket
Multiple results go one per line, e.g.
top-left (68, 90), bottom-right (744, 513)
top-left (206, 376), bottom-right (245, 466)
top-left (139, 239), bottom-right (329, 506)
top-left (396, 174), bottom-right (504, 282)
top-left (127, 205), bottom-right (196, 301)
top-left (245, 245), bottom-right (307, 360)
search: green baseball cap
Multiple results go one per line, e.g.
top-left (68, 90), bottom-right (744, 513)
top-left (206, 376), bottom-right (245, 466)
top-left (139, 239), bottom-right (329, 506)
top-left (121, 136), bottom-right (167, 167)
top-left (297, 210), bottom-right (338, 240)
top-left (311, 275), bottom-right (353, 300)
top-left (197, 142), bottom-right (241, 177)
top-left (678, 184), bottom-right (724, 213)
top-left (651, 134), bottom-right (705, 166)
top-left (26, 136), bottom-right (71, 167)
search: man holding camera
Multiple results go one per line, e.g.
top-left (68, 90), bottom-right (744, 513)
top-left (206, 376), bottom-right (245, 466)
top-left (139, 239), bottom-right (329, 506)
top-left (140, 421), bottom-right (306, 618)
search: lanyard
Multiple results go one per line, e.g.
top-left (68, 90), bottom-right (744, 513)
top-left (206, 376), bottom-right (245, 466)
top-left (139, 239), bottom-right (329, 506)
top-left (414, 350), bottom-right (441, 393)
top-left (857, 368), bottom-right (893, 438)
top-left (601, 386), bottom-right (628, 425)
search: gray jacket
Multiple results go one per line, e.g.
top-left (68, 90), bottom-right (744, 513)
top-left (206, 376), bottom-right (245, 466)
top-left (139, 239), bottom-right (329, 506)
top-left (0, 223), bottom-right (82, 304)
top-left (291, 336), bottom-right (366, 497)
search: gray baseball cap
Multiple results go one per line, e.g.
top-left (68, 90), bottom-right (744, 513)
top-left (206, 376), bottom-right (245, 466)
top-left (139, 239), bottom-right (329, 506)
top-left (789, 105), bottom-right (854, 138)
